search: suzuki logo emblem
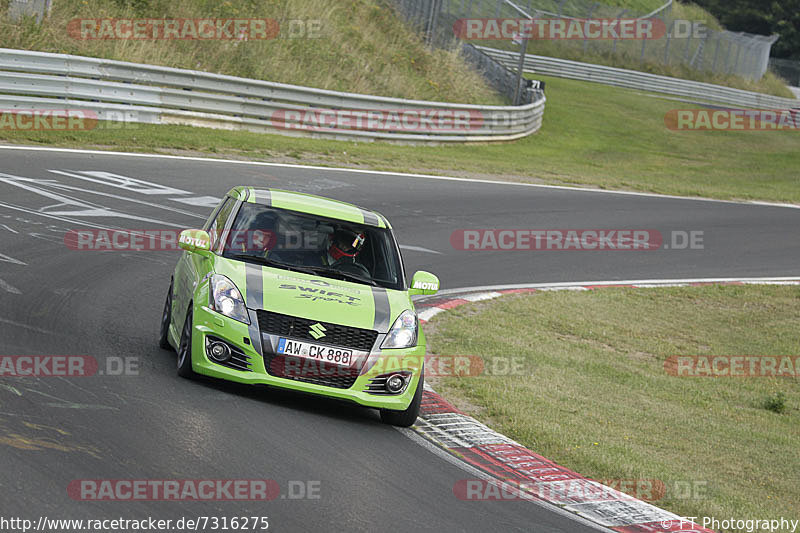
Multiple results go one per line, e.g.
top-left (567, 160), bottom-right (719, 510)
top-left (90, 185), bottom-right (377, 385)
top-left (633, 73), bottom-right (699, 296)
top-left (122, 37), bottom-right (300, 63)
top-left (309, 323), bottom-right (327, 340)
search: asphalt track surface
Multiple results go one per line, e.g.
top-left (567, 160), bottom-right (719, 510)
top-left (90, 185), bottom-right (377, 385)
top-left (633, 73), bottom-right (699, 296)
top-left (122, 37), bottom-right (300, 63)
top-left (0, 146), bottom-right (798, 532)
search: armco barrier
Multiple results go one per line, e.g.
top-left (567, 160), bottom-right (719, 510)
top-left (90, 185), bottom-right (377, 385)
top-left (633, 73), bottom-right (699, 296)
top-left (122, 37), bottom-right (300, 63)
top-left (0, 48), bottom-right (546, 143)
top-left (479, 46), bottom-right (799, 110)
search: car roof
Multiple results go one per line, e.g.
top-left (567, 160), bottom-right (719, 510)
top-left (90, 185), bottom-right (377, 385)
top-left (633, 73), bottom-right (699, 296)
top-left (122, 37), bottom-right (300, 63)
top-left (226, 187), bottom-right (391, 229)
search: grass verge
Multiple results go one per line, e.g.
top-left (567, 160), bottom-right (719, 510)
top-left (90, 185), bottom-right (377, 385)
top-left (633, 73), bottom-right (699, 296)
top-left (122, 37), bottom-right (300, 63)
top-left (424, 285), bottom-right (800, 528)
top-left (2, 74), bottom-right (799, 204)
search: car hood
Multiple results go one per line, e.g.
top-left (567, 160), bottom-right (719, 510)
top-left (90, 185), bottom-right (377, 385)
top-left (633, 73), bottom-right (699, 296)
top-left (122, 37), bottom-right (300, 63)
top-left (214, 257), bottom-right (409, 333)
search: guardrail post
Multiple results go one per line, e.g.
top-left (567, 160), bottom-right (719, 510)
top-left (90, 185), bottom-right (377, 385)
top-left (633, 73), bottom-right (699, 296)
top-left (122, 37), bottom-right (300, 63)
top-left (691, 32), bottom-right (709, 70)
top-left (641, 14), bottom-right (658, 63)
top-left (743, 41), bottom-right (756, 80)
top-left (711, 34), bottom-right (721, 73)
top-left (663, 19), bottom-right (676, 65)
top-left (426, 0), bottom-right (441, 46)
top-left (612, 9), bottom-right (628, 56)
top-left (556, 0), bottom-right (567, 17)
top-left (513, 35), bottom-right (529, 105)
top-left (683, 23), bottom-right (693, 65)
top-left (584, 3), bottom-right (600, 55)
top-left (731, 40), bottom-right (742, 76)
top-left (723, 38), bottom-right (733, 74)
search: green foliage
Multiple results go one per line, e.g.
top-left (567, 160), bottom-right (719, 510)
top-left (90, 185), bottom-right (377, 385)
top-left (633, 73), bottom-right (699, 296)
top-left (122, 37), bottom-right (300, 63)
top-left (762, 391), bottom-right (787, 414)
top-left (689, 0), bottom-right (800, 59)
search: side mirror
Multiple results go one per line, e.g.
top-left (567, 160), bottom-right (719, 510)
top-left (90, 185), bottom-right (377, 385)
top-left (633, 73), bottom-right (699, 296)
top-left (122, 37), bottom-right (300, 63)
top-left (409, 271), bottom-right (440, 296)
top-left (178, 229), bottom-right (212, 255)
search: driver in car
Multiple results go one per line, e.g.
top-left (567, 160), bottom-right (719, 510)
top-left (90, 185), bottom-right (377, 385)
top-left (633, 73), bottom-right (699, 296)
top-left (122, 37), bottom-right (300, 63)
top-left (260, 226), bottom-right (366, 272)
top-left (325, 228), bottom-right (365, 266)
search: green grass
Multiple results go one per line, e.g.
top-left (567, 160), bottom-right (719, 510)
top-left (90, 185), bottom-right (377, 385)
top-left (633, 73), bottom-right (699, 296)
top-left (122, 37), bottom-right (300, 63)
top-left (424, 285), bottom-right (800, 529)
top-left (0, 0), bottom-right (502, 105)
top-left (3, 74), bottom-right (799, 204)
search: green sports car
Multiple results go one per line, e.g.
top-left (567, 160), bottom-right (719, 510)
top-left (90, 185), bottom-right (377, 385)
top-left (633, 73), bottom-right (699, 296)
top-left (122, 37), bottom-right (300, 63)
top-left (159, 186), bottom-right (440, 426)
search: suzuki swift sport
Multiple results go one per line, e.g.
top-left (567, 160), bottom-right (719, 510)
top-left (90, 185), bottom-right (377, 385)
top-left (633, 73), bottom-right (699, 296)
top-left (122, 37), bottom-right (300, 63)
top-left (159, 187), bottom-right (440, 426)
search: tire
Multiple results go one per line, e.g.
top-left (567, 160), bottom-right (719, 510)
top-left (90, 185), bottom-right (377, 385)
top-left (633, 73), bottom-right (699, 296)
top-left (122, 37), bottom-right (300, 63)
top-left (158, 281), bottom-right (173, 350)
top-left (177, 309), bottom-right (198, 379)
top-left (380, 371), bottom-right (423, 427)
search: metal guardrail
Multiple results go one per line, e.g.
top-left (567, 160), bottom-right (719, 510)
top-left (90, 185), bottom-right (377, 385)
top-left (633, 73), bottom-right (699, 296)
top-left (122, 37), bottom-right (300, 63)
top-left (401, 0), bottom-right (777, 81)
top-left (480, 46), bottom-right (799, 109)
top-left (0, 48), bottom-right (547, 143)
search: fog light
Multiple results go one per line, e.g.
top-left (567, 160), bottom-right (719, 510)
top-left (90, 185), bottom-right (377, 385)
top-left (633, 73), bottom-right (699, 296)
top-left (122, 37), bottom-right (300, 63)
top-left (385, 374), bottom-right (406, 394)
top-left (208, 341), bottom-right (231, 363)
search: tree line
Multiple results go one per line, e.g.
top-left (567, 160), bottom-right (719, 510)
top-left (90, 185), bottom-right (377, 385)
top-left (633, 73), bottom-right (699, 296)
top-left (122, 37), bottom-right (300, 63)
top-left (689, 0), bottom-right (799, 59)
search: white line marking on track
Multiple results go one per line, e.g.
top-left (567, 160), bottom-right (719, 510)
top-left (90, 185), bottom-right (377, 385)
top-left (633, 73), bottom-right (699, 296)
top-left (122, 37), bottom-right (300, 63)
top-left (0, 278), bottom-right (22, 294)
top-left (417, 307), bottom-right (445, 322)
top-left (0, 173), bottom-right (176, 225)
top-left (47, 171), bottom-right (206, 219)
top-left (426, 276), bottom-right (800, 298)
top-left (0, 252), bottom-right (26, 265)
top-left (460, 291), bottom-right (503, 302)
top-left (2, 145), bottom-right (798, 209)
top-left (0, 317), bottom-right (54, 335)
top-left (399, 244), bottom-right (442, 255)
top-left (169, 196), bottom-right (221, 207)
top-left (1, 224), bottom-right (18, 233)
top-left (52, 170), bottom-right (189, 196)
top-left (0, 201), bottom-right (130, 230)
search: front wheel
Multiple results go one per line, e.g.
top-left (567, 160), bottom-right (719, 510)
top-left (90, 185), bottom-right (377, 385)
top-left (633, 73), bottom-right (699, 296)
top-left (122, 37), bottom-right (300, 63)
top-left (158, 281), bottom-right (173, 350)
top-left (177, 309), bottom-right (198, 379)
top-left (380, 372), bottom-right (423, 427)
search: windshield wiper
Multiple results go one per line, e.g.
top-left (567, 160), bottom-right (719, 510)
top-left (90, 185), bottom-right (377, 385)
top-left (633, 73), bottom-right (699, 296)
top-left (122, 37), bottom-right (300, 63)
top-left (228, 254), bottom-right (318, 276)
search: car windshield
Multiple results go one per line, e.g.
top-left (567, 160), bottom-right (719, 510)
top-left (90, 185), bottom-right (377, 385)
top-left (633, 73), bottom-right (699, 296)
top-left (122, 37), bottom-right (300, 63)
top-left (221, 203), bottom-right (405, 291)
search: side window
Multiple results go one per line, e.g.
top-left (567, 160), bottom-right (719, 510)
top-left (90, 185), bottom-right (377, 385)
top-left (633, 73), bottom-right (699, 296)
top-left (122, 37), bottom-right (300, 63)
top-left (207, 198), bottom-right (236, 252)
top-left (203, 197), bottom-right (227, 231)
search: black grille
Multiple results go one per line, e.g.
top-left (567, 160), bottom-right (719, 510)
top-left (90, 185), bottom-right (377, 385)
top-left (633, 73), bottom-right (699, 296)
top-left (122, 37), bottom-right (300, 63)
top-left (265, 354), bottom-right (359, 389)
top-left (256, 311), bottom-right (378, 352)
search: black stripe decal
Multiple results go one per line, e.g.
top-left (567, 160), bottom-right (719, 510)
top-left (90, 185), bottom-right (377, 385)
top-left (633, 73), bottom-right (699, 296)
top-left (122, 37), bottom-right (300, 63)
top-left (253, 189), bottom-right (272, 206)
top-left (371, 287), bottom-right (391, 332)
top-left (361, 209), bottom-right (379, 227)
top-left (244, 188), bottom-right (251, 202)
top-left (247, 310), bottom-right (263, 357)
top-left (245, 263), bottom-right (264, 310)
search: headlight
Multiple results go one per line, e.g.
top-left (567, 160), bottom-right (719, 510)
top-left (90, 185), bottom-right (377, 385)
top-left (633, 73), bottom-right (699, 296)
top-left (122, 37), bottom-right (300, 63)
top-left (209, 274), bottom-right (250, 324)
top-left (381, 309), bottom-right (418, 349)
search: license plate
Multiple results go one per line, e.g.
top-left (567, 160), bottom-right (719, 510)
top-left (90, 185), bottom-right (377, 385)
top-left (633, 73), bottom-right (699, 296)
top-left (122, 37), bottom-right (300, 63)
top-left (277, 338), bottom-right (353, 366)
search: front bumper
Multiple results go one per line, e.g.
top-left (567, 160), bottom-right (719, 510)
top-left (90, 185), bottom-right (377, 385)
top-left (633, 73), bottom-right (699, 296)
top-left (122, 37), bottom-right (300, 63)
top-left (190, 305), bottom-right (424, 410)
